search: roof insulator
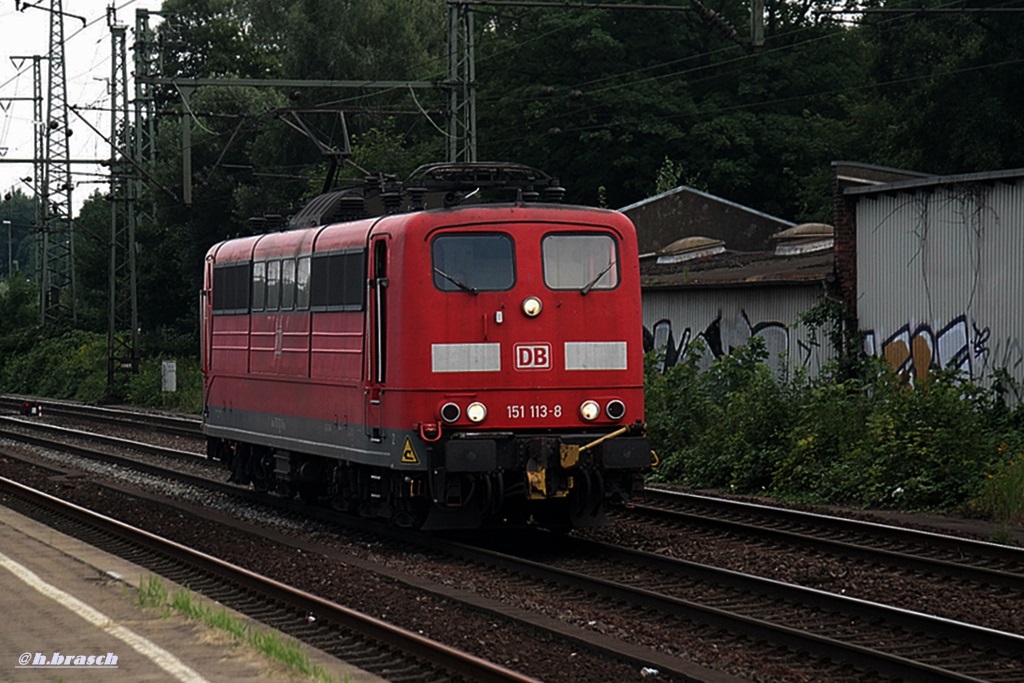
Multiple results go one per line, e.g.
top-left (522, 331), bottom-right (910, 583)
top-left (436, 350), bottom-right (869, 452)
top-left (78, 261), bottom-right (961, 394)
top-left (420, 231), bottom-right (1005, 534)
top-left (408, 186), bottom-right (427, 211)
top-left (541, 181), bottom-right (565, 203)
top-left (381, 192), bottom-right (402, 214)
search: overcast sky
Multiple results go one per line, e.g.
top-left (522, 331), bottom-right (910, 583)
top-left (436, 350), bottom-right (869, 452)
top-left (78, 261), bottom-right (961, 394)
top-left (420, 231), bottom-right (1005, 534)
top-left (0, 0), bottom-right (162, 213)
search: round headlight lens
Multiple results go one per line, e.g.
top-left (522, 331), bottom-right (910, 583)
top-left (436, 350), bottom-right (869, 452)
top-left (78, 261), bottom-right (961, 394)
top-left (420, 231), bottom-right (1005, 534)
top-left (440, 402), bottom-right (461, 423)
top-left (580, 400), bottom-right (600, 421)
top-left (466, 402), bottom-right (487, 423)
top-left (522, 296), bottom-right (543, 317)
top-left (606, 399), bottom-right (626, 421)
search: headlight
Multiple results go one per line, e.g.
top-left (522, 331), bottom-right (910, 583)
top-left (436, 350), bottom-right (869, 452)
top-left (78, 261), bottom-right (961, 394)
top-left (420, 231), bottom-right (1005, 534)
top-left (580, 400), bottom-right (600, 421)
top-left (606, 399), bottom-right (626, 420)
top-left (440, 402), bottom-right (461, 423)
top-left (466, 402), bottom-right (487, 423)
top-left (522, 296), bottom-right (542, 317)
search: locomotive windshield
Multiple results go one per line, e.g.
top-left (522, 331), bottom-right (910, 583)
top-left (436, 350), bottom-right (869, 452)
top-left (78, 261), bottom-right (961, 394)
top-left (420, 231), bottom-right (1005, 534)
top-left (432, 234), bottom-right (515, 292)
top-left (542, 233), bottom-right (619, 291)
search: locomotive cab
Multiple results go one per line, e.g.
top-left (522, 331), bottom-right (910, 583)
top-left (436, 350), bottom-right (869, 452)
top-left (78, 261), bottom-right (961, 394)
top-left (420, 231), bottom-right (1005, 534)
top-left (385, 210), bottom-right (651, 529)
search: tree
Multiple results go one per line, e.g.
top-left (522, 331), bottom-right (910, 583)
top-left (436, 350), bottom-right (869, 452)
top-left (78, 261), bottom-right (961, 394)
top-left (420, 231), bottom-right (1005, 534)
top-left (142, 0), bottom-right (449, 341)
top-left (475, 0), bottom-right (873, 220)
top-left (859, 0), bottom-right (1024, 173)
top-left (80, 0), bottom-right (1024, 348)
top-left (158, 0), bottom-right (283, 83)
top-left (70, 191), bottom-right (115, 333)
top-left (0, 189), bottom-right (37, 278)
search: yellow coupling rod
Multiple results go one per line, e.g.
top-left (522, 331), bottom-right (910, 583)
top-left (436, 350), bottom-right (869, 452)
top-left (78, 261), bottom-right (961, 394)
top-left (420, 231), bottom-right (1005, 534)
top-left (561, 426), bottom-right (625, 467)
top-left (560, 423), bottom-right (646, 469)
top-left (579, 425), bottom-right (631, 454)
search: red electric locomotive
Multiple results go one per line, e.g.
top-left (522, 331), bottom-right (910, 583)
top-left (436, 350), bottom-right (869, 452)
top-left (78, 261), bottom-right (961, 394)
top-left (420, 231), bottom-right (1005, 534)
top-left (202, 164), bottom-right (652, 530)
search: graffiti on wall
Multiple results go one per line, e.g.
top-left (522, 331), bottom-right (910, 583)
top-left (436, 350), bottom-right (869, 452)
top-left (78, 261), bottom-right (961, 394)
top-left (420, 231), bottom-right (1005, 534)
top-left (865, 314), bottom-right (1024, 384)
top-left (649, 309), bottom-right (1024, 390)
top-left (644, 309), bottom-right (826, 375)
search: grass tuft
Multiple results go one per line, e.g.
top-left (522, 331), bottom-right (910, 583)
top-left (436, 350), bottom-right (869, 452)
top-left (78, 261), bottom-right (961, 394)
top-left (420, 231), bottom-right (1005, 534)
top-left (136, 575), bottom-right (343, 683)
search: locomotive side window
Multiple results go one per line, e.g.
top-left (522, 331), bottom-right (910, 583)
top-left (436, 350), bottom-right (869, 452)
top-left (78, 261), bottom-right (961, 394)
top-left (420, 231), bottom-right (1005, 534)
top-left (281, 258), bottom-right (296, 310)
top-left (296, 256), bottom-right (311, 309)
top-left (266, 260), bottom-right (281, 310)
top-left (310, 249), bottom-right (366, 311)
top-left (542, 234), bottom-right (619, 291)
top-left (432, 234), bottom-right (514, 292)
top-left (251, 258), bottom-right (305, 312)
top-left (212, 262), bottom-right (251, 314)
top-left (251, 262), bottom-right (266, 311)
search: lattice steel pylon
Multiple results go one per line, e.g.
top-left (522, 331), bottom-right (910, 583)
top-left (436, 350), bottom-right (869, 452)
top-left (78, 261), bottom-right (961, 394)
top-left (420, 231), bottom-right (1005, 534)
top-left (39, 0), bottom-right (75, 323)
top-left (133, 8), bottom-right (160, 221)
top-left (7, 55), bottom-right (46, 234)
top-left (447, 2), bottom-right (476, 163)
top-left (106, 7), bottom-right (139, 395)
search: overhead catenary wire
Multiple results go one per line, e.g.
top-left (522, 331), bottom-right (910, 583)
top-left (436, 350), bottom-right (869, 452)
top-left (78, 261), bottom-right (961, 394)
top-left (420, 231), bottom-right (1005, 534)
top-left (0, 0), bottom-right (160, 201)
top-left (5, 0), bottom-right (1021, 205)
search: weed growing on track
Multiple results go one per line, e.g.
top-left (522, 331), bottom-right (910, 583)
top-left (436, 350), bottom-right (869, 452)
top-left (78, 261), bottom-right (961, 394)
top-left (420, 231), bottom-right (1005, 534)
top-left (136, 575), bottom-right (342, 683)
top-left (975, 447), bottom-right (1024, 525)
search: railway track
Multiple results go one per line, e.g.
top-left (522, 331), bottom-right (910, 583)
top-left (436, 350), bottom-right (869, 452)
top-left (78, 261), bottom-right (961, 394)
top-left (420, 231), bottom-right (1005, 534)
top-left (0, 417), bottom-right (721, 681)
top-left (2, 411), bottom-right (1023, 681)
top-left (631, 487), bottom-right (1024, 588)
top-left (472, 533), bottom-right (1024, 682)
top-left (0, 394), bottom-right (202, 438)
top-left (0, 475), bottom-right (536, 683)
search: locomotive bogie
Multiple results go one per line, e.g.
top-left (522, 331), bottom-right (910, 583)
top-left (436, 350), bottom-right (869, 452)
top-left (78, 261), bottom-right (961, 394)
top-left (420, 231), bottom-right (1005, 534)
top-left (206, 429), bottom-right (644, 530)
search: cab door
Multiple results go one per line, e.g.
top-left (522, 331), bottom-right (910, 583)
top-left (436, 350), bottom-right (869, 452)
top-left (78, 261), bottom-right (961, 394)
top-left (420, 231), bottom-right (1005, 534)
top-left (201, 255), bottom-right (215, 376)
top-left (365, 236), bottom-right (389, 443)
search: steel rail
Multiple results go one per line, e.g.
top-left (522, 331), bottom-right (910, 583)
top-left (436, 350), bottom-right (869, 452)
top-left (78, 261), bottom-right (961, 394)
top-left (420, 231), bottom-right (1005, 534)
top-left (0, 428), bottom-right (737, 682)
top-left (0, 395), bottom-right (202, 438)
top-left (0, 416), bottom-right (203, 463)
top-left (438, 534), bottom-right (1024, 682)
top-left (634, 487), bottom-right (1024, 586)
top-left (5, 416), bottom-right (1021, 680)
top-left (0, 475), bottom-right (539, 683)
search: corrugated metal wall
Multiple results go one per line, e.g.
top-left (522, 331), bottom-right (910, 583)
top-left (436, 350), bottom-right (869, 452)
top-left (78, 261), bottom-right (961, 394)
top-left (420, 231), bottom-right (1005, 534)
top-left (642, 285), bottom-right (832, 380)
top-left (857, 182), bottom-right (1024, 390)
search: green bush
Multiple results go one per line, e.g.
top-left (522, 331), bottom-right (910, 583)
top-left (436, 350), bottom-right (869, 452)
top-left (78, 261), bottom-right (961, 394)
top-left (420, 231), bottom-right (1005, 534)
top-left (854, 371), bottom-right (996, 508)
top-left (0, 325), bottom-right (201, 413)
top-left (974, 445), bottom-right (1024, 524)
top-left (647, 338), bottom-right (794, 492)
top-left (646, 338), bottom-right (1024, 517)
top-left (125, 356), bottom-right (202, 413)
top-left (0, 329), bottom-right (110, 403)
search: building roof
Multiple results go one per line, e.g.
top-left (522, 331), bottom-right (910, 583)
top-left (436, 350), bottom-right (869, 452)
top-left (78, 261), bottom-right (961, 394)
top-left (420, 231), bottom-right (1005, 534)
top-left (831, 161), bottom-right (932, 190)
top-left (626, 186), bottom-right (834, 290)
top-left (641, 248), bottom-right (834, 289)
top-left (619, 185), bottom-right (795, 255)
top-left (843, 166), bottom-right (1024, 198)
top-left (620, 185), bottom-right (794, 224)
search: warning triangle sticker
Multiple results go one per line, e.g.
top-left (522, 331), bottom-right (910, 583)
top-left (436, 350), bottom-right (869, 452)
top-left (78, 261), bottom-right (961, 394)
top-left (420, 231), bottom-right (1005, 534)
top-left (401, 436), bottom-right (419, 464)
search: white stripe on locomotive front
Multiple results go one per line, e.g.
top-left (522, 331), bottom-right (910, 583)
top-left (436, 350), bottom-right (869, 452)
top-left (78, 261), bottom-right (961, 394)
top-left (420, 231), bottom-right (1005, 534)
top-left (431, 343), bottom-right (502, 373)
top-left (564, 341), bottom-right (628, 370)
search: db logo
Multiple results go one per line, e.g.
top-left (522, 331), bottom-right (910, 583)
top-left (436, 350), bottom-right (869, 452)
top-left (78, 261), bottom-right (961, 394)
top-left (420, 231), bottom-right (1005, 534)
top-left (514, 343), bottom-right (551, 370)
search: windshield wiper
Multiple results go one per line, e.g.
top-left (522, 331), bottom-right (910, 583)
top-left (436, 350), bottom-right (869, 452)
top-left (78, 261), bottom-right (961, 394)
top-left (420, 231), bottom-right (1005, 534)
top-left (581, 259), bottom-right (616, 295)
top-left (434, 267), bottom-right (479, 295)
